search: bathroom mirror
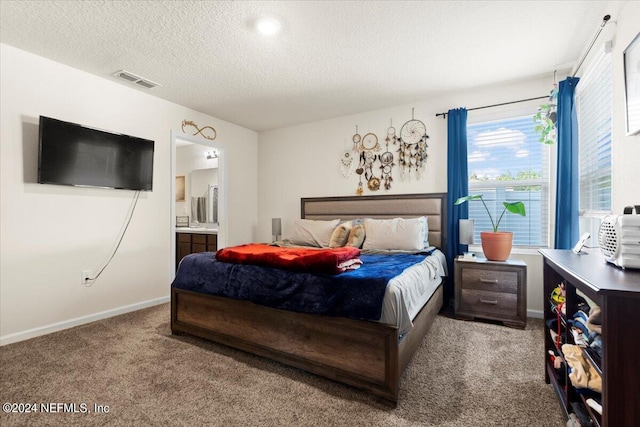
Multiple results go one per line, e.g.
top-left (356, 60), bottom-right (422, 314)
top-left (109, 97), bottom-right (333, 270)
top-left (175, 143), bottom-right (219, 229)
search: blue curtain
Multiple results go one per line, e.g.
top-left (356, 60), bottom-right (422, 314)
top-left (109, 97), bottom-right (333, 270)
top-left (446, 108), bottom-right (468, 298)
top-left (555, 77), bottom-right (580, 249)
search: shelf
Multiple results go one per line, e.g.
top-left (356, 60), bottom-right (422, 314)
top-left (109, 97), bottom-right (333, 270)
top-left (546, 362), bottom-right (569, 418)
top-left (580, 395), bottom-right (602, 427)
top-left (582, 347), bottom-right (603, 377)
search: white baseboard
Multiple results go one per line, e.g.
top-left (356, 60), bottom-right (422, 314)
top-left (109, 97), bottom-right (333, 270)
top-left (0, 295), bottom-right (170, 346)
top-left (527, 309), bottom-right (544, 319)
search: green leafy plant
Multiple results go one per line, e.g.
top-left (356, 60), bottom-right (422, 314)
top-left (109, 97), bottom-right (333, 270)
top-left (533, 80), bottom-right (558, 145)
top-left (455, 195), bottom-right (526, 232)
top-left (533, 104), bottom-right (557, 145)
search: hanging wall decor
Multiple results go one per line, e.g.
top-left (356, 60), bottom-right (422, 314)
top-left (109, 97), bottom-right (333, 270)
top-left (386, 121), bottom-right (398, 146)
top-left (340, 150), bottom-right (356, 178)
top-left (341, 126), bottom-right (362, 179)
top-left (360, 132), bottom-right (381, 152)
top-left (397, 108), bottom-right (429, 179)
top-left (362, 150), bottom-right (380, 191)
top-left (352, 126), bottom-right (362, 149)
top-left (355, 165), bottom-right (364, 195)
top-left (379, 141), bottom-right (395, 190)
top-left (182, 119), bottom-right (217, 140)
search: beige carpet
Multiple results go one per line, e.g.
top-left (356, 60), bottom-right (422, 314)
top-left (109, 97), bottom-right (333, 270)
top-left (0, 304), bottom-right (565, 426)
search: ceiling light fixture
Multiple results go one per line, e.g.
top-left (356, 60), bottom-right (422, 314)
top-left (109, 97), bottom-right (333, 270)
top-left (255, 16), bottom-right (281, 36)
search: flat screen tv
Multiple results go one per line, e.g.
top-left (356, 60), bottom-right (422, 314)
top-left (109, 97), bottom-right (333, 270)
top-left (38, 116), bottom-right (154, 191)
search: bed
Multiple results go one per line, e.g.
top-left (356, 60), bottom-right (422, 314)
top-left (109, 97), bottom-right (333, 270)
top-left (171, 193), bottom-right (447, 405)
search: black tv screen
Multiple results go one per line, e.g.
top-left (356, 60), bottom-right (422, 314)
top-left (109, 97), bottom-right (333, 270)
top-left (38, 116), bottom-right (154, 191)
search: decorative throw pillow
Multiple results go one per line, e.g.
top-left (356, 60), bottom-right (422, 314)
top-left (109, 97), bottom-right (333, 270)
top-left (345, 224), bottom-right (365, 248)
top-left (329, 222), bottom-right (352, 248)
top-left (362, 217), bottom-right (427, 251)
top-left (288, 219), bottom-right (340, 248)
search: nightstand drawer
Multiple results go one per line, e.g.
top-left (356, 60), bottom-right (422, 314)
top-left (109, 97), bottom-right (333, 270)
top-left (460, 288), bottom-right (518, 317)
top-left (460, 268), bottom-right (518, 293)
top-left (454, 258), bottom-right (527, 328)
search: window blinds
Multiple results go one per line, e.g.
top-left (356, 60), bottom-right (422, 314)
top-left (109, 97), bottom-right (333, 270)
top-left (576, 50), bottom-right (612, 214)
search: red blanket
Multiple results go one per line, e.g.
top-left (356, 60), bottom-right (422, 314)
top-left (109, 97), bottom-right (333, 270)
top-left (215, 244), bottom-right (362, 274)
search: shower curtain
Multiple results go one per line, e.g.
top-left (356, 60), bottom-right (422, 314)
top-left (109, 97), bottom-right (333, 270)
top-left (191, 197), bottom-right (207, 223)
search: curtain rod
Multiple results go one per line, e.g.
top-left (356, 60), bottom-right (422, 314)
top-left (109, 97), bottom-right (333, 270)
top-left (435, 96), bottom-right (548, 119)
top-left (572, 14), bottom-right (610, 78)
top-left (436, 14), bottom-right (611, 119)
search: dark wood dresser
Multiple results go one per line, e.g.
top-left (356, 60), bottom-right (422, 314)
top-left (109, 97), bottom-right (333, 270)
top-left (540, 249), bottom-right (640, 427)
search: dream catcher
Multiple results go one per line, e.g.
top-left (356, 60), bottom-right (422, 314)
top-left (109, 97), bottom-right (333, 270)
top-left (340, 150), bottom-right (356, 178)
top-left (355, 161), bottom-right (364, 195)
top-left (348, 126), bottom-right (389, 194)
top-left (352, 126), bottom-right (362, 150)
top-left (341, 126), bottom-right (361, 179)
top-left (360, 132), bottom-right (381, 152)
top-left (397, 108), bottom-right (429, 179)
top-left (363, 150), bottom-right (380, 191)
top-left (379, 129), bottom-right (396, 190)
top-left (385, 120), bottom-right (398, 146)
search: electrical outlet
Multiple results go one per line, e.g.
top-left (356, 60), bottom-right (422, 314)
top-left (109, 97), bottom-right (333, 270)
top-left (82, 270), bottom-right (93, 285)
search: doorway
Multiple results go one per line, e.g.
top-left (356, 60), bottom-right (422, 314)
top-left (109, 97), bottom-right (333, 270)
top-left (170, 131), bottom-right (227, 274)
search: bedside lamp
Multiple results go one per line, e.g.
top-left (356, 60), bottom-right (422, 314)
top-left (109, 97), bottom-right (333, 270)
top-left (272, 218), bottom-right (282, 242)
top-left (459, 219), bottom-right (475, 260)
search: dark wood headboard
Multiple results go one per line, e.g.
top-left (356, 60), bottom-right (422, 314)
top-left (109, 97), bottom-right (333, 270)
top-left (301, 193), bottom-right (447, 250)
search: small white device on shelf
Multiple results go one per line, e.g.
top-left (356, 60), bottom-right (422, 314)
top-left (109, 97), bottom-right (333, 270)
top-left (572, 232), bottom-right (591, 254)
top-left (599, 215), bottom-right (640, 269)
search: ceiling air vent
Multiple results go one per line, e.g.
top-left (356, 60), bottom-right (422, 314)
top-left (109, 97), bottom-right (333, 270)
top-left (112, 70), bottom-right (161, 89)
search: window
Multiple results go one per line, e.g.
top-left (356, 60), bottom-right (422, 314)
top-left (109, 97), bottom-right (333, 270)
top-left (576, 49), bottom-right (612, 237)
top-left (466, 115), bottom-right (550, 247)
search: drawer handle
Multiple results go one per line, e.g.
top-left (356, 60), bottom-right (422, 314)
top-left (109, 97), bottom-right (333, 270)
top-left (480, 278), bottom-right (499, 284)
top-left (480, 298), bottom-right (498, 305)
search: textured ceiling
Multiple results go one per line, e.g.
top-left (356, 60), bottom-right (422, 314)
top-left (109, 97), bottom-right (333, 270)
top-left (0, 1), bottom-right (620, 131)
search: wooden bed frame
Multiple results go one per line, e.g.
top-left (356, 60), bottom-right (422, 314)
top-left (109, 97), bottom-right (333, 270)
top-left (171, 193), bottom-right (447, 405)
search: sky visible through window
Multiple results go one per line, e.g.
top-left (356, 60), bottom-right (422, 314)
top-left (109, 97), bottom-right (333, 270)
top-left (467, 116), bottom-right (542, 180)
top-left (467, 115), bottom-right (548, 247)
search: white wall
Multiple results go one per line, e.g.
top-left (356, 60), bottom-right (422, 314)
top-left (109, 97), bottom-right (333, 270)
top-left (0, 44), bottom-right (258, 344)
top-left (611, 1), bottom-right (640, 212)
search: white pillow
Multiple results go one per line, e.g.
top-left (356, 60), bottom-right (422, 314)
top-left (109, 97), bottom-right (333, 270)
top-left (288, 219), bottom-right (340, 248)
top-left (363, 217), bottom-right (428, 251)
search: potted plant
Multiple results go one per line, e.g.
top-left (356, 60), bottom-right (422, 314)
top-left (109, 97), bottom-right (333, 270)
top-left (455, 195), bottom-right (526, 261)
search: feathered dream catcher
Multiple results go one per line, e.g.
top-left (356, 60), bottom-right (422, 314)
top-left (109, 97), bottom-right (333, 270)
top-left (352, 127), bottom-right (382, 194)
top-left (397, 108), bottom-right (429, 179)
top-left (380, 120), bottom-right (396, 190)
top-left (340, 126), bottom-right (362, 179)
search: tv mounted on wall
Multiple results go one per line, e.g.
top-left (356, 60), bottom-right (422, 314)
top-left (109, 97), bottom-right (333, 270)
top-left (38, 116), bottom-right (154, 191)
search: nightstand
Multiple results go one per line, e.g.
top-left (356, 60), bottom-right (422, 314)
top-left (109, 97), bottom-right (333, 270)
top-left (454, 257), bottom-right (527, 329)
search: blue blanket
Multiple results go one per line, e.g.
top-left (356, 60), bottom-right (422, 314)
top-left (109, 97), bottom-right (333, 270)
top-left (171, 252), bottom-right (431, 321)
